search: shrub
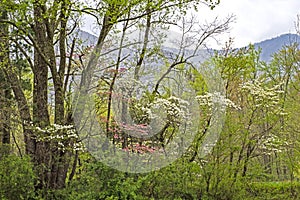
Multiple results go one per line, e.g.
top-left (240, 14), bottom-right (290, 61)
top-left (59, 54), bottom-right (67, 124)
top-left (0, 155), bottom-right (36, 200)
top-left (245, 181), bottom-right (300, 200)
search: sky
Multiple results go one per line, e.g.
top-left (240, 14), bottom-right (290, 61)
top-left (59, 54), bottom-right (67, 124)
top-left (197, 0), bottom-right (300, 48)
top-left (81, 0), bottom-right (300, 48)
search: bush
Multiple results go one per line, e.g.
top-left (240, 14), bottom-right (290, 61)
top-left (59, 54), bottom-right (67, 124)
top-left (245, 181), bottom-right (300, 200)
top-left (0, 155), bottom-right (36, 200)
top-left (55, 161), bottom-right (144, 200)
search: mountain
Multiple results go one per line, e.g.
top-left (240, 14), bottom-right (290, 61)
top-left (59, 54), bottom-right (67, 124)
top-left (253, 33), bottom-right (300, 62)
top-left (77, 29), bottom-right (191, 49)
top-left (74, 29), bottom-right (211, 64)
top-left (73, 29), bottom-right (98, 46)
top-left (76, 30), bottom-right (300, 63)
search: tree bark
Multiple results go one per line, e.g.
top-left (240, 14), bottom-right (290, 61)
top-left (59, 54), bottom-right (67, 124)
top-left (0, 8), bottom-right (11, 156)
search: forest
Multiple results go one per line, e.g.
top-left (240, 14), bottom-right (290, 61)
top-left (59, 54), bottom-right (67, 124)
top-left (0, 0), bottom-right (300, 199)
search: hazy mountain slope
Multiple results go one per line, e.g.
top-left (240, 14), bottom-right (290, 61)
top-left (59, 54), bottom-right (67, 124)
top-left (73, 29), bottom-right (98, 46)
top-left (76, 30), bottom-right (300, 63)
top-left (253, 33), bottom-right (300, 62)
top-left (75, 29), bottom-right (211, 64)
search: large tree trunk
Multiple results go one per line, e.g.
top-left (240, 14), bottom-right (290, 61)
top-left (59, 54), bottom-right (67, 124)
top-left (32, 0), bottom-right (72, 190)
top-left (0, 72), bottom-right (11, 147)
top-left (32, 2), bottom-right (53, 190)
top-left (33, 1), bottom-right (50, 128)
top-left (0, 8), bottom-right (11, 156)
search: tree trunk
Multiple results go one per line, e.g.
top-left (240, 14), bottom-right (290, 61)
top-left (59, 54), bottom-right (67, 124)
top-left (32, 2), bottom-right (52, 190)
top-left (0, 8), bottom-right (11, 156)
top-left (31, 0), bottom-right (74, 190)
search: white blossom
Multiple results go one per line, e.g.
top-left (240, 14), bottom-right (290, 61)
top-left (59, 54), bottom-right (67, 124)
top-left (150, 96), bottom-right (191, 125)
top-left (27, 123), bottom-right (84, 152)
top-left (259, 134), bottom-right (288, 154)
top-left (241, 80), bottom-right (283, 110)
top-left (196, 92), bottom-right (240, 111)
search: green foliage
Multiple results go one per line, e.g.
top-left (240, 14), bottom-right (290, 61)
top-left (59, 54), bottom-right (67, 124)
top-left (54, 159), bottom-right (144, 200)
top-left (2, 0), bottom-right (300, 198)
top-left (245, 182), bottom-right (300, 200)
top-left (189, 68), bottom-right (208, 95)
top-left (138, 159), bottom-right (203, 199)
top-left (0, 155), bottom-right (36, 200)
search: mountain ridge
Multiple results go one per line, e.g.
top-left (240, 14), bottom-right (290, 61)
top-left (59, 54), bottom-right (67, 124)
top-left (76, 29), bottom-right (300, 62)
top-left (253, 33), bottom-right (300, 62)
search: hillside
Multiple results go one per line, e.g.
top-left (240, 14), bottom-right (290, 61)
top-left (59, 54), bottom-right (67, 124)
top-left (254, 33), bottom-right (300, 62)
top-left (77, 30), bottom-right (300, 63)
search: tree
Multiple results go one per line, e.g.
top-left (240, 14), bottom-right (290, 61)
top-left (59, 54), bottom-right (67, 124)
top-left (0, 6), bottom-right (11, 157)
top-left (0, 0), bottom-right (226, 192)
top-left (1, 0), bottom-right (80, 189)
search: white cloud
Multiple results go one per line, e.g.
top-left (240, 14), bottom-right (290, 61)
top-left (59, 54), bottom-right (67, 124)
top-left (195, 0), bottom-right (300, 48)
top-left (81, 1), bottom-right (300, 49)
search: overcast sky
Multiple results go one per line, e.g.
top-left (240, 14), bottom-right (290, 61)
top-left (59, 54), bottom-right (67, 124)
top-left (198, 0), bottom-right (300, 48)
top-left (81, 0), bottom-right (300, 48)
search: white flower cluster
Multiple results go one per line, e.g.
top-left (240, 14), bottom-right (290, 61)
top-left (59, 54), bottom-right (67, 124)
top-left (35, 124), bottom-right (74, 135)
top-left (259, 134), bottom-right (289, 155)
top-left (140, 106), bottom-right (153, 119)
top-left (27, 123), bottom-right (84, 152)
top-left (241, 80), bottom-right (284, 111)
top-left (196, 92), bottom-right (240, 111)
top-left (34, 124), bottom-right (76, 140)
top-left (151, 96), bottom-right (191, 125)
top-left (130, 101), bottom-right (153, 123)
top-left (69, 142), bottom-right (85, 152)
